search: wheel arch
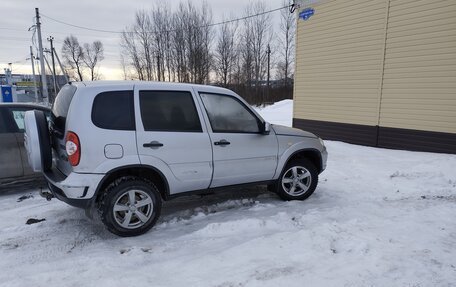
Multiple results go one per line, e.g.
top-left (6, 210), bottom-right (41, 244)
top-left (283, 148), bottom-right (323, 174)
top-left (94, 164), bottom-right (170, 202)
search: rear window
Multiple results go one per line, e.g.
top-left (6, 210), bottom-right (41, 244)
top-left (51, 84), bottom-right (77, 131)
top-left (92, 91), bottom-right (135, 130)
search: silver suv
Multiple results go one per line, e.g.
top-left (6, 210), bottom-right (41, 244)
top-left (25, 81), bottom-right (327, 236)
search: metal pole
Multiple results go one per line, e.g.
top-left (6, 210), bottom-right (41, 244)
top-left (53, 49), bottom-right (69, 83)
top-left (35, 8), bottom-right (48, 103)
top-left (48, 36), bottom-right (58, 100)
top-left (44, 54), bottom-right (52, 77)
top-left (266, 44), bottom-right (271, 103)
top-left (29, 46), bottom-right (39, 102)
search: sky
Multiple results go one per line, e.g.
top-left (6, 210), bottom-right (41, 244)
top-left (0, 0), bottom-right (285, 80)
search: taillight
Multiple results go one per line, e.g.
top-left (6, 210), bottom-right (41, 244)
top-left (66, 131), bottom-right (81, 166)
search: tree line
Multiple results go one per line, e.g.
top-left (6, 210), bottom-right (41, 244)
top-left (61, 0), bottom-right (295, 105)
top-left (121, 0), bottom-right (295, 104)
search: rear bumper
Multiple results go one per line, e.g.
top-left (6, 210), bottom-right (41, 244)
top-left (47, 181), bottom-right (92, 209)
top-left (43, 167), bottom-right (104, 208)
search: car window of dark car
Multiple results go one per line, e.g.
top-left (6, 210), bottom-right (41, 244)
top-left (11, 110), bottom-right (26, 131)
top-left (0, 109), bottom-right (8, 133)
top-left (6, 107), bottom-right (50, 133)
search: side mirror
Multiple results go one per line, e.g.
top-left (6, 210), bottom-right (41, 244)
top-left (262, 122), bottom-right (271, 135)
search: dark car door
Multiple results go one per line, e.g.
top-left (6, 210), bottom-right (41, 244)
top-left (0, 107), bottom-right (23, 179)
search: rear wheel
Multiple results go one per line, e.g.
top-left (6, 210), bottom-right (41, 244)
top-left (276, 158), bottom-right (318, 201)
top-left (98, 177), bottom-right (162, 237)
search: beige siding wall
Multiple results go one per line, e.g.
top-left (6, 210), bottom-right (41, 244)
top-left (380, 0), bottom-right (456, 133)
top-left (294, 0), bottom-right (388, 126)
top-left (294, 0), bottom-right (456, 134)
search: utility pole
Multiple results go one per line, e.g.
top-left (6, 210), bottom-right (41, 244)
top-left (266, 44), bottom-right (271, 102)
top-left (29, 46), bottom-right (39, 102)
top-left (53, 49), bottom-right (69, 83)
top-left (35, 7), bottom-right (48, 103)
top-left (48, 36), bottom-right (57, 102)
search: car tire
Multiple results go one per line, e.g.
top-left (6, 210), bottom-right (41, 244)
top-left (98, 177), bottom-right (162, 237)
top-left (276, 158), bottom-right (318, 201)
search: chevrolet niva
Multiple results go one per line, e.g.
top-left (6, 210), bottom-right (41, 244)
top-left (25, 81), bottom-right (327, 236)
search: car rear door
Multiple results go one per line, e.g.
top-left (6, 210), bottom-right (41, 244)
top-left (0, 107), bottom-right (24, 179)
top-left (197, 92), bottom-right (278, 187)
top-left (134, 84), bottom-right (213, 194)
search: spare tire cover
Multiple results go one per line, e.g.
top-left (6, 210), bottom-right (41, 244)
top-left (24, 110), bottom-right (42, 172)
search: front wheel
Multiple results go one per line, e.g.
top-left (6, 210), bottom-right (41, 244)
top-left (276, 158), bottom-right (318, 201)
top-left (98, 177), bottom-right (162, 237)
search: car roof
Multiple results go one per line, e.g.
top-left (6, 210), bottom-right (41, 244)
top-left (0, 102), bottom-right (51, 110)
top-left (71, 80), bottom-right (233, 94)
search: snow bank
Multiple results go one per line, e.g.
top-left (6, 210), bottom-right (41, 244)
top-left (254, 99), bottom-right (293, 127)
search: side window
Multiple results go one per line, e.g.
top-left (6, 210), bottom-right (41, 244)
top-left (0, 108), bottom-right (20, 133)
top-left (92, 91), bottom-right (135, 130)
top-left (5, 108), bottom-right (51, 133)
top-left (11, 110), bottom-right (26, 131)
top-left (200, 93), bottom-right (260, 133)
top-left (139, 90), bottom-right (202, 132)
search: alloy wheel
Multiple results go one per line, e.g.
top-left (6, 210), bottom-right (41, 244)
top-left (113, 189), bottom-right (154, 229)
top-left (281, 166), bottom-right (312, 197)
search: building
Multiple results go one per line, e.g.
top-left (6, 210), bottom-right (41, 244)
top-left (0, 72), bottom-right (67, 103)
top-left (293, 0), bottom-right (456, 154)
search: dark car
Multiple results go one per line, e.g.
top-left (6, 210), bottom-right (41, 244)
top-left (0, 103), bottom-right (50, 185)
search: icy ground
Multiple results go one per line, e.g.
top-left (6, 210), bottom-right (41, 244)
top-left (1, 100), bottom-right (455, 287)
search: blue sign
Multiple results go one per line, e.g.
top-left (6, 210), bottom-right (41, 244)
top-left (299, 8), bottom-right (315, 21)
top-left (1, 86), bottom-right (13, 103)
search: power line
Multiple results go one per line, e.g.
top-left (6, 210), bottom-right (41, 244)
top-left (0, 36), bottom-right (32, 41)
top-left (40, 4), bottom-right (290, 35)
top-left (40, 13), bottom-right (123, 34)
top-left (207, 6), bottom-right (288, 27)
top-left (0, 27), bottom-right (28, 32)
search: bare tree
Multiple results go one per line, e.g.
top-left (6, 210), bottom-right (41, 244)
top-left (120, 11), bottom-right (155, 81)
top-left (172, 3), bottom-right (189, 82)
top-left (135, 10), bottom-right (155, 81)
top-left (151, 4), bottom-right (173, 81)
top-left (62, 35), bottom-right (85, 81)
top-left (240, 2), bottom-right (273, 86)
top-left (121, 30), bottom-right (144, 80)
top-left (169, 1), bottom-right (213, 84)
top-left (83, 41), bottom-right (104, 81)
top-left (119, 54), bottom-right (129, 80)
top-left (278, 0), bottom-right (296, 86)
top-left (248, 1), bottom-right (273, 86)
top-left (215, 19), bottom-right (238, 86)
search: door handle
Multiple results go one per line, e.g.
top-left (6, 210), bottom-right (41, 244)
top-left (214, 139), bottom-right (230, 146)
top-left (143, 141), bottom-right (164, 148)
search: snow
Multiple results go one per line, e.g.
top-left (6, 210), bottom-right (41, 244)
top-left (1, 100), bottom-right (456, 287)
top-left (254, 99), bottom-right (293, 127)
